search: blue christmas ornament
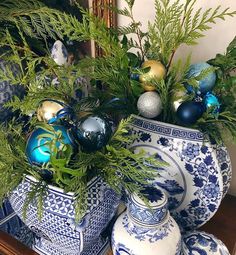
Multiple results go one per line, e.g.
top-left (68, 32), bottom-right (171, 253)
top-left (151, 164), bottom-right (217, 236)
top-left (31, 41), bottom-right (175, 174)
top-left (76, 115), bottom-right (112, 152)
top-left (130, 73), bottom-right (140, 81)
top-left (0, 60), bottom-right (25, 123)
top-left (41, 169), bottom-right (54, 182)
top-left (26, 125), bottom-right (75, 165)
top-left (177, 101), bottom-right (204, 125)
top-left (185, 62), bottom-right (216, 94)
top-left (203, 93), bottom-right (220, 117)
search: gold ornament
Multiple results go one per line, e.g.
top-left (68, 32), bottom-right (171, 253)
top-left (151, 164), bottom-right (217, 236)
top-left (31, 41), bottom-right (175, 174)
top-left (140, 60), bottom-right (166, 91)
top-left (37, 100), bottom-right (65, 122)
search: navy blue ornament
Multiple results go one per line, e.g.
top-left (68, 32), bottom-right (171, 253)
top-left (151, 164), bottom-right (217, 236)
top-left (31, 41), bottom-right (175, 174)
top-left (0, 60), bottom-right (25, 123)
top-left (76, 115), bottom-right (112, 152)
top-left (203, 93), bottom-right (220, 117)
top-left (177, 101), bottom-right (204, 125)
top-left (130, 73), bottom-right (140, 81)
top-left (185, 62), bottom-right (216, 94)
top-left (41, 169), bottom-right (54, 182)
top-left (26, 125), bottom-right (75, 165)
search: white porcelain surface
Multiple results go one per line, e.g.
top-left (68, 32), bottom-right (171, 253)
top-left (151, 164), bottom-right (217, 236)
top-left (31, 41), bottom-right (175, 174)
top-left (112, 188), bottom-right (181, 255)
top-left (129, 115), bottom-right (230, 232)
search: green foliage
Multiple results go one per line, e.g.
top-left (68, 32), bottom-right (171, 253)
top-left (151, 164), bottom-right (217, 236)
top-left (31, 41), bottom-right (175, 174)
top-left (0, 116), bottom-right (163, 220)
top-left (205, 36), bottom-right (236, 143)
top-left (147, 0), bottom-right (236, 67)
top-left (0, 0), bottom-right (236, 220)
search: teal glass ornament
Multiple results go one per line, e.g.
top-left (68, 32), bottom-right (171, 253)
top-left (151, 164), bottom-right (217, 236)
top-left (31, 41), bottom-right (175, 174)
top-left (185, 62), bottom-right (216, 94)
top-left (76, 115), bottom-right (112, 152)
top-left (26, 125), bottom-right (75, 165)
top-left (203, 93), bottom-right (220, 117)
top-left (177, 101), bottom-right (204, 125)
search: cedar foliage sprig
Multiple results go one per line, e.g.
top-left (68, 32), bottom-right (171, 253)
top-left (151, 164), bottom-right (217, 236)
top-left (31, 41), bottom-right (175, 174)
top-left (147, 0), bottom-right (236, 68)
top-left (0, 116), bottom-right (165, 220)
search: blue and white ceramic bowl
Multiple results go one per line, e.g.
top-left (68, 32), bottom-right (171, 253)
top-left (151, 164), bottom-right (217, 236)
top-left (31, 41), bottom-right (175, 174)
top-left (9, 175), bottom-right (120, 255)
top-left (182, 231), bottom-right (230, 255)
top-left (129, 115), bottom-right (231, 232)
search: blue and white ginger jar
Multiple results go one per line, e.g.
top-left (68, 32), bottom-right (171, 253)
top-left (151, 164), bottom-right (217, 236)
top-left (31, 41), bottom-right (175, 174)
top-left (9, 175), bottom-right (120, 255)
top-left (111, 187), bottom-right (181, 255)
top-left (182, 231), bottom-right (230, 255)
top-left (129, 115), bottom-right (232, 232)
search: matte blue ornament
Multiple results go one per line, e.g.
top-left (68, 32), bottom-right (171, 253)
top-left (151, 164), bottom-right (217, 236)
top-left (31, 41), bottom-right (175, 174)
top-left (177, 101), bottom-right (204, 125)
top-left (76, 115), bottom-right (112, 152)
top-left (185, 62), bottom-right (216, 94)
top-left (203, 93), bottom-right (220, 117)
top-left (26, 125), bottom-right (75, 165)
top-left (0, 60), bottom-right (25, 123)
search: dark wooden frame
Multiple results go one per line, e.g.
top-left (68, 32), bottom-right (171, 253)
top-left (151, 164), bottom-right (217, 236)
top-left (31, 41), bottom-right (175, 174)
top-left (92, 0), bottom-right (117, 57)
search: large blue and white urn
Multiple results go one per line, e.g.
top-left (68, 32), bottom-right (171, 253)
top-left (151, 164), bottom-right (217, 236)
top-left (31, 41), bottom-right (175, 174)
top-left (111, 187), bottom-right (181, 255)
top-left (9, 175), bottom-right (120, 255)
top-left (129, 115), bottom-right (232, 232)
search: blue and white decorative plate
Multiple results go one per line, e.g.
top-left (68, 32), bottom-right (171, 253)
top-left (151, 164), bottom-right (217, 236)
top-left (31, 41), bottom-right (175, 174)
top-left (129, 115), bottom-right (226, 232)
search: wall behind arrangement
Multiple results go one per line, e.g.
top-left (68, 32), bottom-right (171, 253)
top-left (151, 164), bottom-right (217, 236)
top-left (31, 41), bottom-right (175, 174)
top-left (117, 0), bottom-right (236, 196)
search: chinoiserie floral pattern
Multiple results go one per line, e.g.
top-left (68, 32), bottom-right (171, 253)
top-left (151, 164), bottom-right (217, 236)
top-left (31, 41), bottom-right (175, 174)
top-left (182, 231), bottom-right (230, 255)
top-left (111, 187), bottom-right (181, 255)
top-left (123, 213), bottom-right (174, 242)
top-left (128, 191), bottom-right (168, 226)
top-left (129, 115), bottom-right (229, 232)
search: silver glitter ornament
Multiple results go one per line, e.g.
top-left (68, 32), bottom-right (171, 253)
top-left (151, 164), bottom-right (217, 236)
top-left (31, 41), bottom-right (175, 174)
top-left (137, 91), bottom-right (162, 119)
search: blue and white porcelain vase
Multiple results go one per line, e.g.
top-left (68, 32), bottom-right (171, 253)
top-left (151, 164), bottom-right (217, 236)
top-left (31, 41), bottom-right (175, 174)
top-left (182, 231), bottom-right (230, 255)
top-left (129, 115), bottom-right (232, 232)
top-left (111, 187), bottom-right (181, 255)
top-left (9, 175), bottom-right (120, 255)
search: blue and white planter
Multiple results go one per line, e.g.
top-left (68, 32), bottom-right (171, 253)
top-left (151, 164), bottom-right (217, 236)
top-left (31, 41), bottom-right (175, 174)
top-left (182, 231), bottom-right (230, 255)
top-left (9, 175), bottom-right (120, 255)
top-left (129, 115), bottom-right (232, 232)
top-left (112, 187), bottom-right (181, 255)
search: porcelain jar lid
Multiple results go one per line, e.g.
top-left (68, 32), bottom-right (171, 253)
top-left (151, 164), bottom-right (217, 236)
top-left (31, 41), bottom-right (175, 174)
top-left (128, 186), bottom-right (168, 226)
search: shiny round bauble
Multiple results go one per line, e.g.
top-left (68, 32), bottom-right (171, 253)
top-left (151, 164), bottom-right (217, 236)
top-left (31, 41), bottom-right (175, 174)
top-left (26, 125), bottom-right (75, 165)
top-left (0, 60), bottom-right (25, 123)
top-left (37, 99), bottom-right (71, 124)
top-left (51, 40), bottom-right (68, 66)
top-left (139, 60), bottom-right (166, 91)
top-left (176, 101), bottom-right (204, 125)
top-left (137, 91), bottom-right (162, 119)
top-left (203, 93), bottom-right (220, 116)
top-left (185, 62), bottom-right (216, 94)
top-left (76, 115), bottom-right (112, 152)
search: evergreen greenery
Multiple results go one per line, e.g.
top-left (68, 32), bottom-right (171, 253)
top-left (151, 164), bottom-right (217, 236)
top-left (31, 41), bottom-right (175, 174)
top-left (0, 0), bottom-right (236, 219)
